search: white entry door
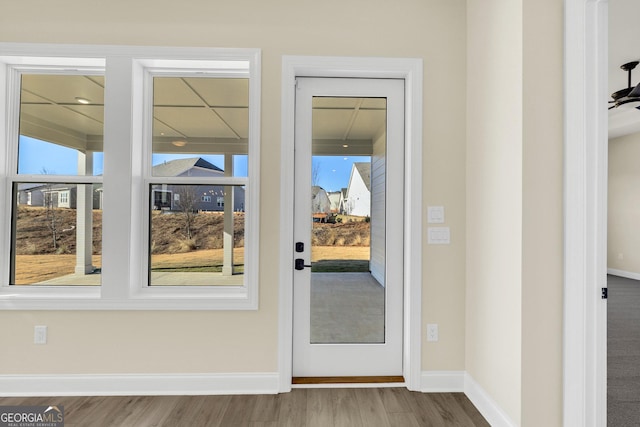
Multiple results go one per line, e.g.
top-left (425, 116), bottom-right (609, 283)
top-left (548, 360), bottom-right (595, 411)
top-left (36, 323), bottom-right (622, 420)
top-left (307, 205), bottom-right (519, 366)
top-left (292, 77), bottom-right (405, 377)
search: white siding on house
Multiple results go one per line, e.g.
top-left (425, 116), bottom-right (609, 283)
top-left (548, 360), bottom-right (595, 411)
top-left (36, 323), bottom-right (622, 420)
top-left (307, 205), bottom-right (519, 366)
top-left (311, 186), bottom-right (331, 213)
top-left (346, 163), bottom-right (371, 217)
top-left (327, 191), bottom-right (342, 212)
top-left (370, 133), bottom-right (386, 286)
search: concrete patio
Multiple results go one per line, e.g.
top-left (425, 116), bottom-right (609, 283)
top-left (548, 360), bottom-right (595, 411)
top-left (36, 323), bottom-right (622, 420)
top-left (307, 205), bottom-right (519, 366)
top-left (310, 272), bottom-right (385, 344)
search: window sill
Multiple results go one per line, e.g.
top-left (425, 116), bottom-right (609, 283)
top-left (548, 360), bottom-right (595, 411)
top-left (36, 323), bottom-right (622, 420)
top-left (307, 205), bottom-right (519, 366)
top-left (0, 287), bottom-right (257, 310)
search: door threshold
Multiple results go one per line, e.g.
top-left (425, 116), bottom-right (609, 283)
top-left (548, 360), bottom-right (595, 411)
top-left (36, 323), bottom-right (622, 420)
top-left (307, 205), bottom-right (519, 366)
top-left (292, 376), bottom-right (404, 385)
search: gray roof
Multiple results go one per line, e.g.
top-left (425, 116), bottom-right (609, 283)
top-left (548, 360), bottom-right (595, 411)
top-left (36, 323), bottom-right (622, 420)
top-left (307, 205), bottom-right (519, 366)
top-left (311, 186), bottom-right (326, 198)
top-left (353, 162), bottom-right (371, 192)
top-left (18, 183), bottom-right (48, 192)
top-left (152, 157), bottom-right (223, 177)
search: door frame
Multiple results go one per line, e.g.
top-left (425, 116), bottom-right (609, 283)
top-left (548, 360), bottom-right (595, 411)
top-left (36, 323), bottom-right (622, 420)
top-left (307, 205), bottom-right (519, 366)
top-left (563, 0), bottom-right (608, 425)
top-left (278, 56), bottom-right (423, 392)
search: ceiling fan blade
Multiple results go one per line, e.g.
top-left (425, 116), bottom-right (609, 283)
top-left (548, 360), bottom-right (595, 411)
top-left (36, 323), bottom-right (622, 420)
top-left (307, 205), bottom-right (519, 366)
top-left (628, 84), bottom-right (640, 98)
top-left (609, 105), bottom-right (617, 110)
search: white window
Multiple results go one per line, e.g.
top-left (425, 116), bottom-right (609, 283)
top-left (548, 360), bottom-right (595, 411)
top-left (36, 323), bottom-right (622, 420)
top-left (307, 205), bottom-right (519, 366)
top-left (144, 60), bottom-right (256, 291)
top-left (58, 191), bottom-right (69, 206)
top-left (4, 65), bottom-right (105, 289)
top-left (217, 196), bottom-right (225, 208)
top-left (0, 44), bottom-right (261, 310)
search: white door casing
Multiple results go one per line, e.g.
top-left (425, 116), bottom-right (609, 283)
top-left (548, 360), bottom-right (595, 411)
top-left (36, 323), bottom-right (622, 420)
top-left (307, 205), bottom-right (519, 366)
top-left (278, 56), bottom-right (423, 391)
top-left (564, 0), bottom-right (608, 425)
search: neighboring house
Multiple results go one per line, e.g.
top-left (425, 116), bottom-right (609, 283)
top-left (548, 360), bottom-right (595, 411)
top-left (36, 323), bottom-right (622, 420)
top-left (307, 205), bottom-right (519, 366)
top-left (327, 191), bottom-right (342, 213)
top-left (311, 186), bottom-right (331, 214)
top-left (151, 157), bottom-right (245, 212)
top-left (16, 157), bottom-right (244, 213)
top-left (17, 183), bottom-right (102, 209)
top-left (345, 162), bottom-right (371, 217)
top-left (16, 183), bottom-right (45, 206)
top-left (339, 187), bottom-right (348, 214)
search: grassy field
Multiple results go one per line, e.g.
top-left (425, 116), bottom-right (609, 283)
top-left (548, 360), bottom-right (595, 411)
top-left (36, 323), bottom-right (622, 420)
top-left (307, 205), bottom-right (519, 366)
top-left (14, 246), bottom-right (370, 284)
top-left (150, 248), bottom-right (246, 273)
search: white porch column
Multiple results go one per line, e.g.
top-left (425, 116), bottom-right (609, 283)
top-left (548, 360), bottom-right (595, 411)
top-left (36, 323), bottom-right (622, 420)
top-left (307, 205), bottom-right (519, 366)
top-left (75, 151), bottom-right (95, 275)
top-left (223, 154), bottom-right (234, 276)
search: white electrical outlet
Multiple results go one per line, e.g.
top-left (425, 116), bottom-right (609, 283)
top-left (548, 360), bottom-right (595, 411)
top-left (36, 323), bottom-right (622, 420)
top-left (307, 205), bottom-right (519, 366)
top-left (427, 323), bottom-right (439, 342)
top-left (34, 325), bottom-right (47, 344)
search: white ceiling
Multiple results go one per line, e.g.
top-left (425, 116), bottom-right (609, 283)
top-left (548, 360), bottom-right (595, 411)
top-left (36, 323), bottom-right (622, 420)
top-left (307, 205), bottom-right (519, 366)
top-left (19, 74), bottom-right (384, 156)
top-left (609, 0), bottom-right (640, 139)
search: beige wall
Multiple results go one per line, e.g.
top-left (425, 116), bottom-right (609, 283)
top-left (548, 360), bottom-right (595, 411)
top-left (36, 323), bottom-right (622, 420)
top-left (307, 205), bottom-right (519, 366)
top-left (467, 0), bottom-right (523, 423)
top-left (1, 1), bottom-right (566, 423)
top-left (0, 0), bottom-right (467, 375)
top-left (521, 0), bottom-right (563, 425)
top-left (467, 0), bottom-right (563, 425)
top-left (608, 131), bottom-right (640, 274)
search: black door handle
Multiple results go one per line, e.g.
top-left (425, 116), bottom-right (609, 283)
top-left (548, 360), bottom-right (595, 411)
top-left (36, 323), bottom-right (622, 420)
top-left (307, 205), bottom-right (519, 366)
top-left (295, 258), bottom-right (312, 270)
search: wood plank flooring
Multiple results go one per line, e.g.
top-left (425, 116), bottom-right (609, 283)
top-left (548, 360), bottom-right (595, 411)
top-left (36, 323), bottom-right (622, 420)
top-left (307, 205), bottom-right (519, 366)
top-left (0, 388), bottom-right (489, 426)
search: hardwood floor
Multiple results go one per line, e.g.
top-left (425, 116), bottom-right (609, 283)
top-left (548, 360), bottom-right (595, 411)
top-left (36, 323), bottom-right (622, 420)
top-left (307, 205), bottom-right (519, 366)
top-left (0, 388), bottom-right (490, 426)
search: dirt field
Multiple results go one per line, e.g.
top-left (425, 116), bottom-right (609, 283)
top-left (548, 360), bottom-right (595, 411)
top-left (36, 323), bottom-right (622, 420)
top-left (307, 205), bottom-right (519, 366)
top-left (13, 206), bottom-right (371, 283)
top-left (13, 255), bottom-right (103, 284)
top-left (14, 245), bottom-right (369, 284)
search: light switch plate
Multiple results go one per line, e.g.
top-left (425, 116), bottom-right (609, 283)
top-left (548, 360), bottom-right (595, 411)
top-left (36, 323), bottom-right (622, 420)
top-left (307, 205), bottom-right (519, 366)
top-left (427, 227), bottom-right (450, 244)
top-left (427, 206), bottom-right (445, 224)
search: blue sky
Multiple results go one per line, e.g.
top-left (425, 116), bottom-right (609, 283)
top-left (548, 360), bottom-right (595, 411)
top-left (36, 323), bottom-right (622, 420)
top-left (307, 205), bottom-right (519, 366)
top-left (17, 136), bottom-right (370, 190)
top-left (313, 155), bottom-right (370, 193)
top-left (18, 136), bottom-right (105, 175)
top-left (17, 136), bottom-right (249, 177)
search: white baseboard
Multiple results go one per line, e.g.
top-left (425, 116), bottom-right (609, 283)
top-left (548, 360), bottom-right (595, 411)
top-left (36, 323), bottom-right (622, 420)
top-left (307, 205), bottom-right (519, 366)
top-left (420, 370), bottom-right (465, 392)
top-left (607, 268), bottom-right (640, 281)
top-left (0, 369), bottom-right (520, 427)
top-left (464, 373), bottom-right (516, 427)
top-left (0, 372), bottom-right (280, 397)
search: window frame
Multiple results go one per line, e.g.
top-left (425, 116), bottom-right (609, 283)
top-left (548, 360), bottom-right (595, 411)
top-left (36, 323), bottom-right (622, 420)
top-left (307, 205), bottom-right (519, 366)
top-left (0, 44), bottom-right (261, 310)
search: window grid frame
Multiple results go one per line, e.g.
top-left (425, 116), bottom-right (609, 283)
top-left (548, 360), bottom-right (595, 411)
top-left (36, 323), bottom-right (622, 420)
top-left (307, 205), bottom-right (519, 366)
top-left (0, 44), bottom-right (261, 310)
top-left (6, 65), bottom-right (106, 289)
top-left (139, 64), bottom-right (251, 294)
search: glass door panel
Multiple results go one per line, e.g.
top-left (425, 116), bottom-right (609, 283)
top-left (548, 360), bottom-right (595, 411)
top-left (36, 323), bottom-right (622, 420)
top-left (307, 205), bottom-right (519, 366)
top-left (309, 96), bottom-right (387, 344)
top-left (292, 77), bottom-right (403, 377)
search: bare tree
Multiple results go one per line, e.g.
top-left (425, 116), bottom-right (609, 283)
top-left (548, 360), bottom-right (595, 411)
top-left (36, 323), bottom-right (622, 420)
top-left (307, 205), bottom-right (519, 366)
top-left (41, 168), bottom-right (61, 250)
top-left (312, 160), bottom-right (321, 187)
top-left (174, 185), bottom-right (199, 240)
top-left (44, 190), bottom-right (61, 249)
